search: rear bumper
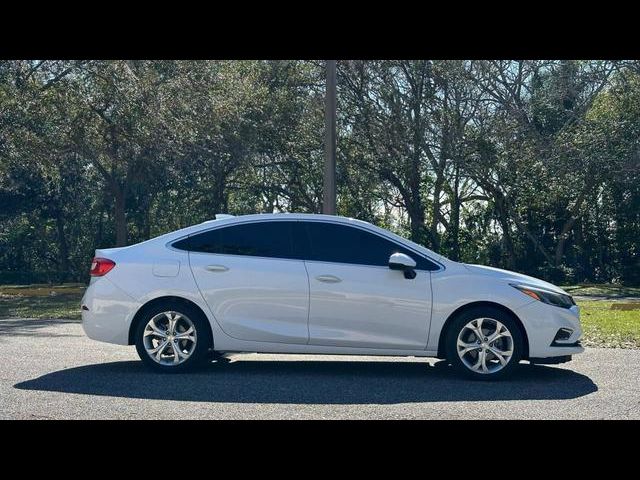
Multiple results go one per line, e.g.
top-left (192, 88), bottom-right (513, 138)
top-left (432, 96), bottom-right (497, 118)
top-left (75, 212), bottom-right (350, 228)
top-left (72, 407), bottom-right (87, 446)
top-left (515, 301), bottom-right (584, 359)
top-left (81, 277), bottom-right (140, 345)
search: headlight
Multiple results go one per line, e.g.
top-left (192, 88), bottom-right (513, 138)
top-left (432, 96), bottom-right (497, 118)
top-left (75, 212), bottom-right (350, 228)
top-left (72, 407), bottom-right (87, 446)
top-left (510, 284), bottom-right (575, 309)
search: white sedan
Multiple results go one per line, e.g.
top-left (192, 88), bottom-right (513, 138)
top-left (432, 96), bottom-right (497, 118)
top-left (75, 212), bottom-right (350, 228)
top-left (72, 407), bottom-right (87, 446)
top-left (81, 213), bottom-right (583, 380)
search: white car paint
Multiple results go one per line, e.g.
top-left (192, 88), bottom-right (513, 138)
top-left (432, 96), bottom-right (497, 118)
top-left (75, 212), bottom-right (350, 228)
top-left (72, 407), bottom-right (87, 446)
top-left (189, 251), bottom-right (310, 345)
top-left (304, 260), bottom-right (431, 349)
top-left (81, 213), bottom-right (583, 364)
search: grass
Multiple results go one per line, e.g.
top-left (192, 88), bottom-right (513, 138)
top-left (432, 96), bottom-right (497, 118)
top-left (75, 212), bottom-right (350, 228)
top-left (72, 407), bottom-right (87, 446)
top-left (578, 300), bottom-right (640, 349)
top-left (0, 284), bottom-right (639, 349)
top-left (0, 284), bottom-right (85, 320)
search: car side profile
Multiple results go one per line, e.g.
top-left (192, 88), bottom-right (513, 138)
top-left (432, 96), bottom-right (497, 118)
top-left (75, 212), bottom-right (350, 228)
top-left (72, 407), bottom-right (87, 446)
top-left (81, 213), bottom-right (583, 380)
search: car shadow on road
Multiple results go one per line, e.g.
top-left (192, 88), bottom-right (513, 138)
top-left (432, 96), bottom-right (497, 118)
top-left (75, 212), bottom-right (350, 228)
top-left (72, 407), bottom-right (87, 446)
top-left (0, 318), bottom-right (81, 340)
top-left (14, 358), bottom-right (598, 404)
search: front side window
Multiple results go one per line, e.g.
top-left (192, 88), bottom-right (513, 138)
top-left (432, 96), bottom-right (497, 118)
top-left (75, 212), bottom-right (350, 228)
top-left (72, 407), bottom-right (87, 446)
top-left (173, 221), bottom-right (296, 259)
top-left (301, 221), bottom-right (438, 270)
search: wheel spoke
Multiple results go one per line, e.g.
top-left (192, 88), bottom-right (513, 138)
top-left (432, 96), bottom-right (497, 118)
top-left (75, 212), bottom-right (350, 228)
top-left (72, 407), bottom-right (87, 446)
top-left (471, 349), bottom-right (487, 372)
top-left (490, 345), bottom-right (513, 358)
top-left (481, 350), bottom-right (489, 372)
top-left (469, 318), bottom-right (484, 341)
top-left (457, 339), bottom-right (480, 356)
top-left (150, 340), bottom-right (169, 360)
top-left (149, 340), bottom-right (168, 354)
top-left (172, 343), bottom-right (183, 363)
top-left (488, 347), bottom-right (508, 366)
top-left (174, 326), bottom-right (194, 342)
top-left (144, 319), bottom-right (167, 338)
top-left (489, 332), bottom-right (509, 344)
top-left (487, 322), bottom-right (506, 343)
top-left (165, 312), bottom-right (177, 334)
top-left (172, 314), bottom-right (183, 333)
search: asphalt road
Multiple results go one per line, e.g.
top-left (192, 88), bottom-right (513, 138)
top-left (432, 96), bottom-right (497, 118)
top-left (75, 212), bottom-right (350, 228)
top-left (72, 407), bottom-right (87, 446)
top-left (1, 317), bottom-right (639, 419)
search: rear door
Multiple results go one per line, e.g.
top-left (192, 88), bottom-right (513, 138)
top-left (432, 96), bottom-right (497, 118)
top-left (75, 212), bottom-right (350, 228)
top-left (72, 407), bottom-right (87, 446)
top-left (176, 220), bottom-right (310, 345)
top-left (300, 220), bottom-right (435, 350)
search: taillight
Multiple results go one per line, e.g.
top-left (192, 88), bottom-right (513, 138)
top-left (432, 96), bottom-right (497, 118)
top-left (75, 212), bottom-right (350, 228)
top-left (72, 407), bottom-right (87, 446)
top-left (90, 257), bottom-right (116, 276)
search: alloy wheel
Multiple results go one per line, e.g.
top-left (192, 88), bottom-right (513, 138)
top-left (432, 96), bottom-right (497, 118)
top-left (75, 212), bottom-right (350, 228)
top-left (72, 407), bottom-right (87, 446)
top-left (456, 317), bottom-right (514, 374)
top-left (142, 311), bottom-right (198, 366)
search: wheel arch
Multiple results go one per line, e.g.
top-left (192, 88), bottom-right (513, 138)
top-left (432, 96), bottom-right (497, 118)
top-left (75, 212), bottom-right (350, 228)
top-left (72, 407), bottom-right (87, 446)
top-left (128, 295), bottom-right (214, 347)
top-left (436, 301), bottom-right (529, 360)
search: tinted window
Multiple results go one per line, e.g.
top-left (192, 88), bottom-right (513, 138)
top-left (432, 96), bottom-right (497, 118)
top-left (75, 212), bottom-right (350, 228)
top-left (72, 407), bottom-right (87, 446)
top-left (302, 222), bottom-right (438, 270)
top-left (173, 221), bottom-right (296, 259)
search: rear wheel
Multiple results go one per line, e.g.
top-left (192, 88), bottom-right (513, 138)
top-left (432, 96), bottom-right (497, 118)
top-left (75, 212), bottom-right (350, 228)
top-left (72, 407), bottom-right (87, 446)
top-left (135, 302), bottom-right (211, 373)
top-left (445, 307), bottom-right (524, 380)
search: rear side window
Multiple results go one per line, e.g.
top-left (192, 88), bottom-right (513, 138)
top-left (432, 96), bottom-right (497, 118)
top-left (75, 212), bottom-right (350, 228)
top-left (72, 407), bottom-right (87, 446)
top-left (302, 221), bottom-right (438, 270)
top-left (173, 221), bottom-right (296, 259)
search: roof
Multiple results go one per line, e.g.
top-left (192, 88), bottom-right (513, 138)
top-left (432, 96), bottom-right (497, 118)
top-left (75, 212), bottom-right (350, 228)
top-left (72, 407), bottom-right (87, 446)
top-left (193, 213), bottom-right (445, 264)
top-left (138, 213), bottom-right (447, 266)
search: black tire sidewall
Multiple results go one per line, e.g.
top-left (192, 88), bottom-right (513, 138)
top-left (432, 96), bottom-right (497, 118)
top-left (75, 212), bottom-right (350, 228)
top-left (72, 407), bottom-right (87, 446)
top-left (134, 302), bottom-right (212, 373)
top-left (446, 306), bottom-right (524, 381)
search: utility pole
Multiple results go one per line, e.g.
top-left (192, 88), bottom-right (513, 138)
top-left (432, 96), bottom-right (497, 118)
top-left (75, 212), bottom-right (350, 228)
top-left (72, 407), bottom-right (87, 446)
top-left (323, 60), bottom-right (337, 215)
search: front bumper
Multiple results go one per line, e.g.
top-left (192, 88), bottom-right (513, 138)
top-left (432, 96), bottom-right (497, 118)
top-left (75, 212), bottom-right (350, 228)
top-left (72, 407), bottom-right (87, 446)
top-left (515, 301), bottom-right (584, 359)
top-left (81, 276), bottom-right (140, 345)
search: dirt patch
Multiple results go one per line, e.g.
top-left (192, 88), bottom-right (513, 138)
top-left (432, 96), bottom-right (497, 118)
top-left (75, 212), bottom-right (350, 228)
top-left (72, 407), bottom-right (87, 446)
top-left (610, 303), bottom-right (640, 311)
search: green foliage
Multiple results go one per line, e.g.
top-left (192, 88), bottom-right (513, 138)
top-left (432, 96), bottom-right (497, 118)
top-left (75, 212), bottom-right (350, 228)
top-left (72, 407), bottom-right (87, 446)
top-left (0, 60), bottom-right (639, 284)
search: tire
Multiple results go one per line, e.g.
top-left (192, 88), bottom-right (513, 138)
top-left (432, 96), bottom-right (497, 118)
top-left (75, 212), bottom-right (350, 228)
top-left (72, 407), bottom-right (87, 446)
top-left (134, 301), bottom-right (212, 373)
top-left (445, 306), bottom-right (524, 381)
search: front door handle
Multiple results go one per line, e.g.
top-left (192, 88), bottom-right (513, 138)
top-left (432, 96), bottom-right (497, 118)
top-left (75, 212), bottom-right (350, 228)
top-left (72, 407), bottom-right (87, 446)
top-left (315, 274), bottom-right (342, 283)
top-left (205, 264), bottom-right (229, 272)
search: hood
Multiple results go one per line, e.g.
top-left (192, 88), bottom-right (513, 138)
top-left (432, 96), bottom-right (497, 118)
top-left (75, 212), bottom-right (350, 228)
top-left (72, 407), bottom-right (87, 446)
top-left (463, 264), bottom-right (568, 295)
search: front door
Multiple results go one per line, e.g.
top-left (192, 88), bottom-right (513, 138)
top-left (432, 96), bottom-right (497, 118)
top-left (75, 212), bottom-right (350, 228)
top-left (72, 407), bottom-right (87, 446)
top-left (300, 221), bottom-right (434, 350)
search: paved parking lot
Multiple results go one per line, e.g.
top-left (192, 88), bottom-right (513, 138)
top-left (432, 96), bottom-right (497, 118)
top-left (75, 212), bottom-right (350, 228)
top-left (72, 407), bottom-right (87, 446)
top-left (1, 317), bottom-right (639, 419)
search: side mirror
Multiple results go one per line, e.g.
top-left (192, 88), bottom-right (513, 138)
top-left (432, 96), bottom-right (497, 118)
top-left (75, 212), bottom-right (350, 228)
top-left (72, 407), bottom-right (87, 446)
top-left (388, 252), bottom-right (417, 279)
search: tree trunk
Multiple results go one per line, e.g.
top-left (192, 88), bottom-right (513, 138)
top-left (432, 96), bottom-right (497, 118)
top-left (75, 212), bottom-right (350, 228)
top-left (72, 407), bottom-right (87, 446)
top-left (554, 220), bottom-right (576, 266)
top-left (575, 217), bottom-right (591, 282)
top-left (143, 202), bottom-right (151, 240)
top-left (211, 180), bottom-right (226, 216)
top-left (139, 195), bottom-right (152, 240)
top-left (114, 186), bottom-right (127, 247)
top-left (553, 185), bottom-right (591, 266)
top-left (408, 168), bottom-right (426, 246)
top-left (430, 173), bottom-right (444, 251)
top-left (494, 197), bottom-right (516, 270)
top-left (408, 203), bottom-right (426, 246)
top-left (55, 213), bottom-right (70, 283)
top-left (209, 159), bottom-right (228, 216)
top-left (449, 166), bottom-right (461, 261)
top-left (94, 194), bottom-right (106, 248)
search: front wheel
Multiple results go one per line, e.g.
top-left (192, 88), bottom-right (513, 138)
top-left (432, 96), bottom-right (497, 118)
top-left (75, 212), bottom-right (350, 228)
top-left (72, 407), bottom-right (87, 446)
top-left (445, 307), bottom-right (524, 381)
top-left (135, 302), bottom-right (211, 373)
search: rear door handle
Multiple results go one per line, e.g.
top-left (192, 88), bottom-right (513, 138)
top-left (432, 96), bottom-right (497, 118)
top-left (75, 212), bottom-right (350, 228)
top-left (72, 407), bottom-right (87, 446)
top-left (315, 274), bottom-right (342, 283)
top-left (205, 264), bottom-right (229, 272)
